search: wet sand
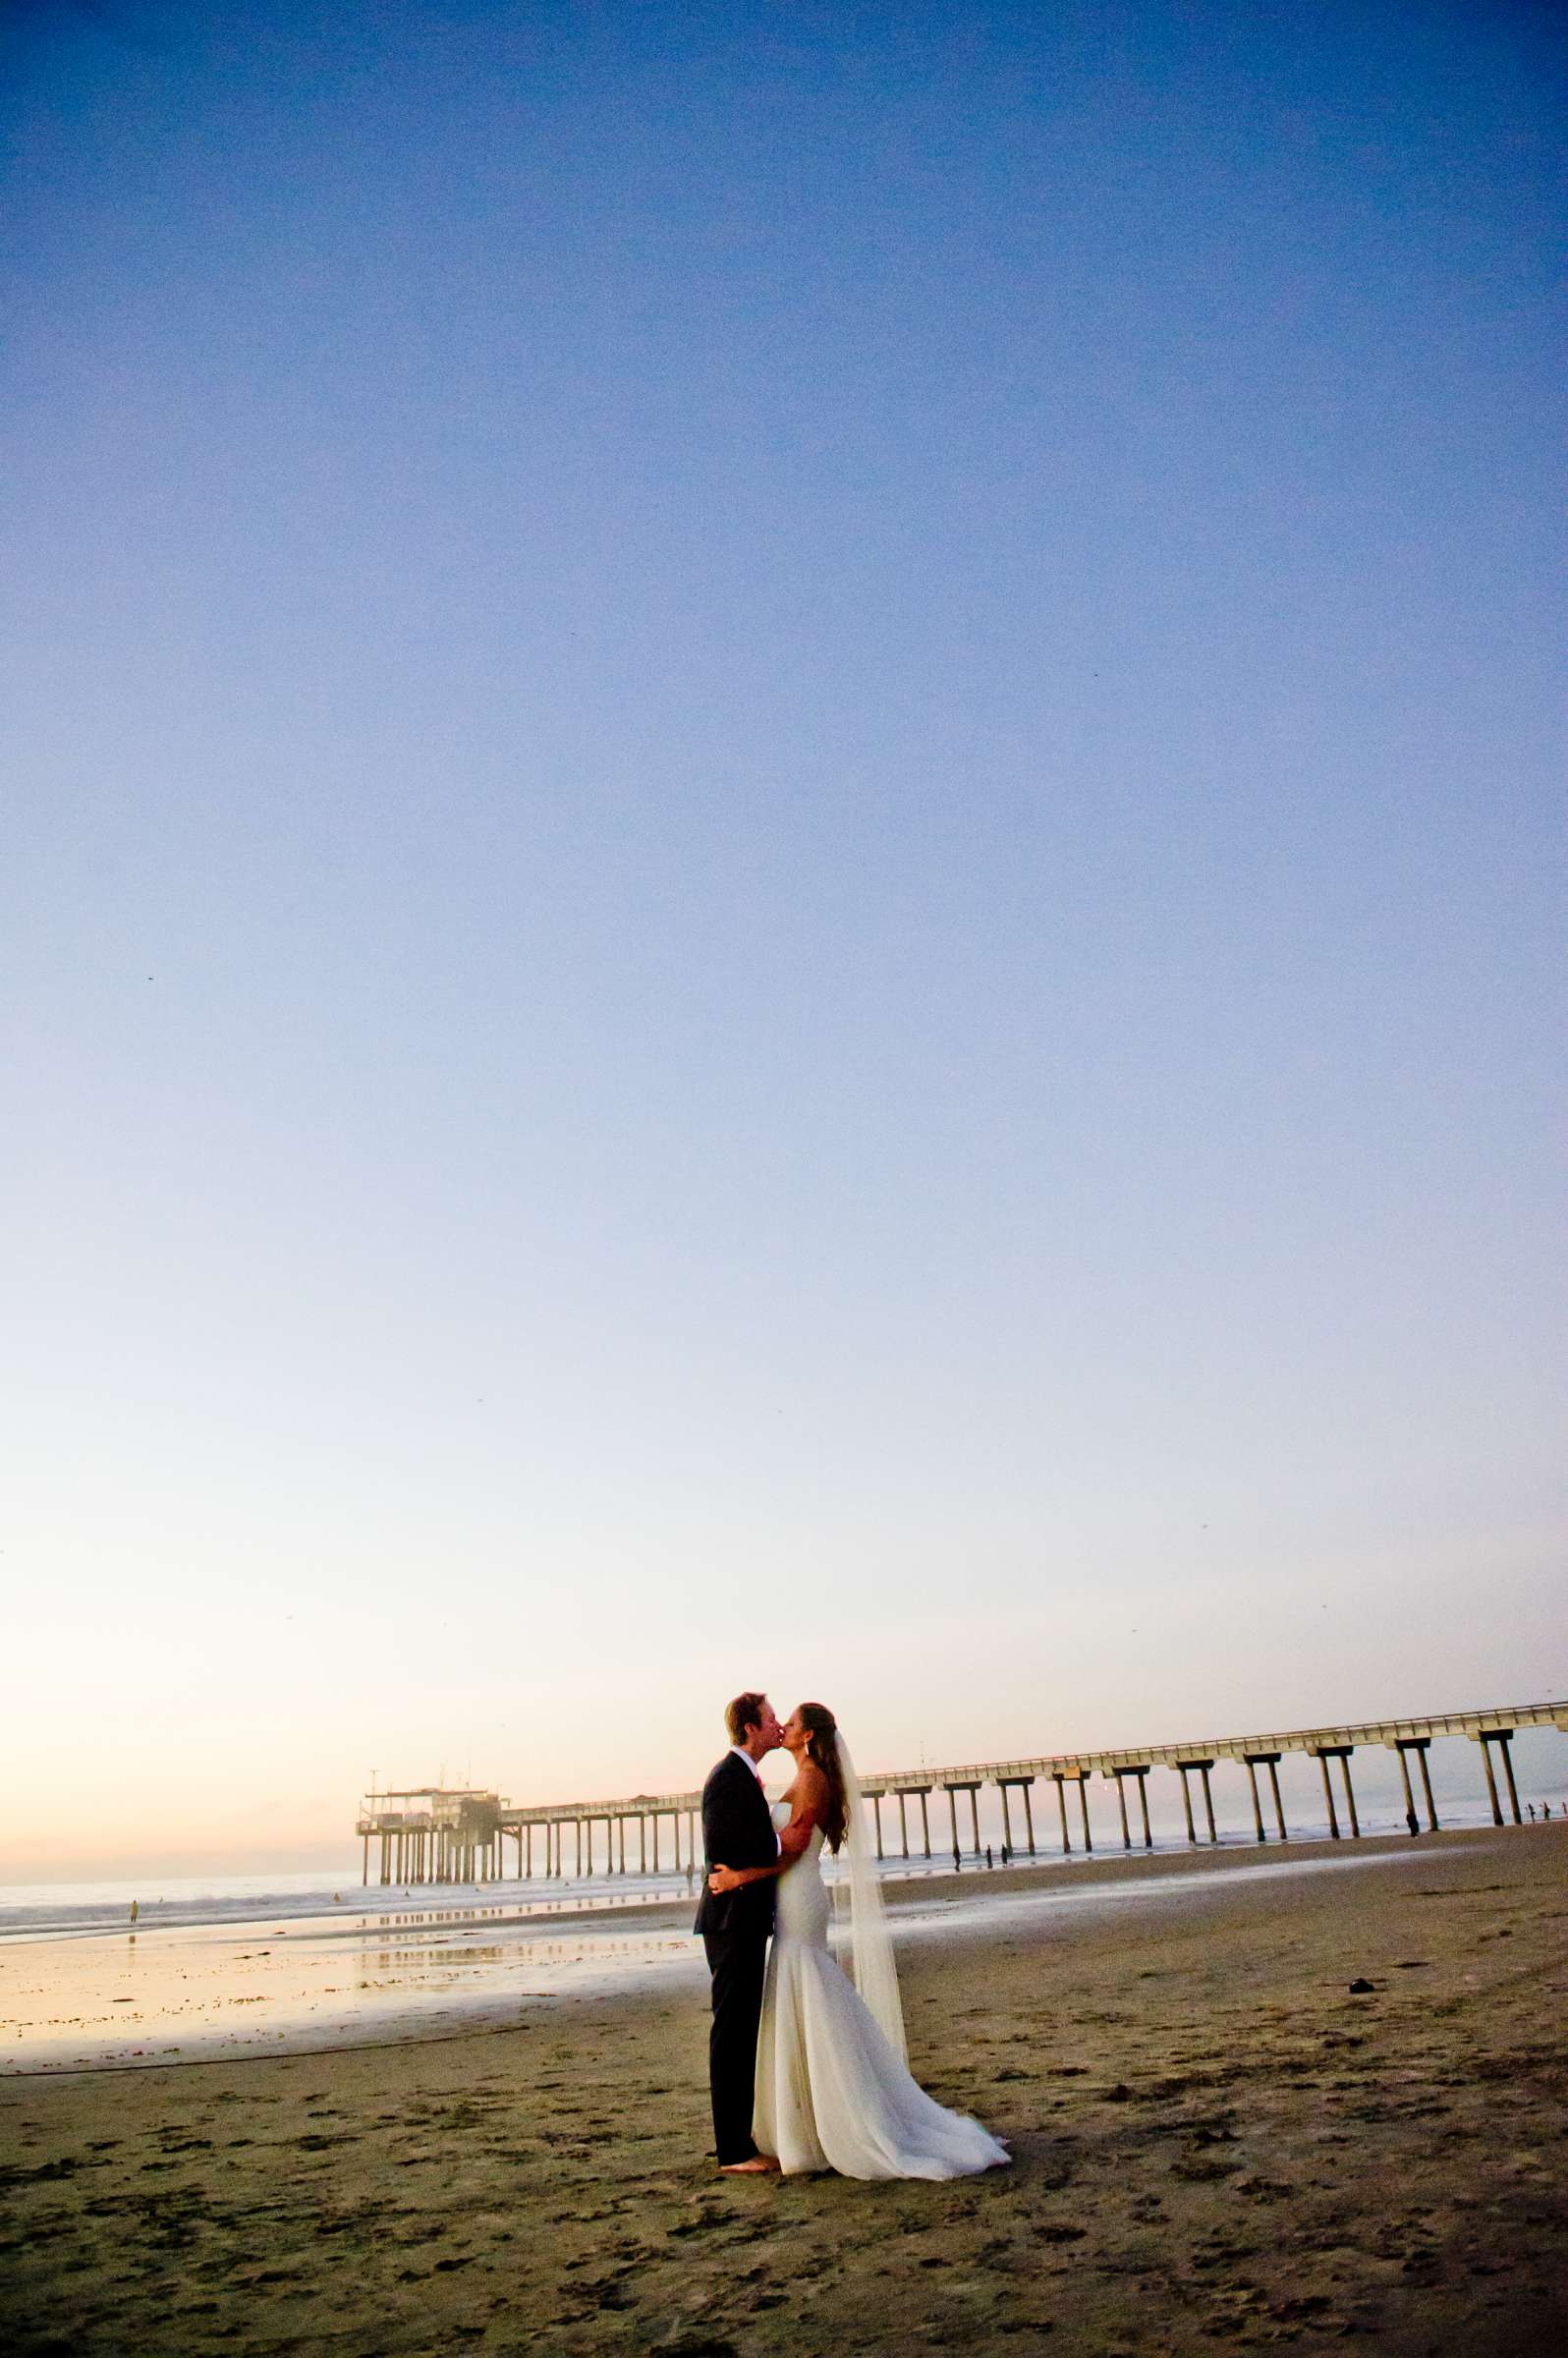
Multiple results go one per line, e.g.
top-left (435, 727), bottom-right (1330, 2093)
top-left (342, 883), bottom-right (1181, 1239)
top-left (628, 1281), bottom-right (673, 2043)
top-left (0, 1893), bottom-right (706, 2073)
top-left (0, 1841), bottom-right (1481, 2075)
top-left (3, 1825), bottom-right (1564, 2355)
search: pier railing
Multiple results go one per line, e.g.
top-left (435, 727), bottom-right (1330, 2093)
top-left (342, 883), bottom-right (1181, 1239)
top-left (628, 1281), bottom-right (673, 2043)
top-left (355, 1696), bottom-right (1568, 1885)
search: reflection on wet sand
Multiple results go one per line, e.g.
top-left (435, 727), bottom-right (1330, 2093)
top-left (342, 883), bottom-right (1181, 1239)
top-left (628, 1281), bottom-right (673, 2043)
top-left (1, 1835), bottom-right (1479, 2078)
top-left (2, 1904), bottom-right (705, 2074)
top-left (331, 1889), bottom-right (679, 1944)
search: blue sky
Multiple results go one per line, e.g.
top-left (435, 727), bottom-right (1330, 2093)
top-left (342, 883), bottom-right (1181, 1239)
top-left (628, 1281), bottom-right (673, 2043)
top-left (3, 1), bottom-right (1562, 1873)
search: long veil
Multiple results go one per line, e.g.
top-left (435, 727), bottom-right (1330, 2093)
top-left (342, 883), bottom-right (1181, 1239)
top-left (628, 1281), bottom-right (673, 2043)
top-left (834, 1734), bottom-right (907, 2062)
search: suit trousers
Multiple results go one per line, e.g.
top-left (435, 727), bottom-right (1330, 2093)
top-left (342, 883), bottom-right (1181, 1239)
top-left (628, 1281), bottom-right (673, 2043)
top-left (703, 1926), bottom-right (769, 2164)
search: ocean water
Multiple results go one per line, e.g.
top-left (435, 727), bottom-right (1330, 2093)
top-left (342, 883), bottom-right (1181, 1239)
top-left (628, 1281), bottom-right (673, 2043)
top-left (5, 1781), bottom-right (1561, 1949)
top-left (0, 1867), bottom-right (693, 1946)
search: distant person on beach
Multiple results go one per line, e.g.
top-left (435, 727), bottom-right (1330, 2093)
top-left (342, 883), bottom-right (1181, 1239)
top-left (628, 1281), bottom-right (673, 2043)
top-left (704, 1697), bottom-right (1009, 2180)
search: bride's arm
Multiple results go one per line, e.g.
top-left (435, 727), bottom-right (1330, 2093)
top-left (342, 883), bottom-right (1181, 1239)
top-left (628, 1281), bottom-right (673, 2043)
top-left (707, 1768), bottom-right (823, 1894)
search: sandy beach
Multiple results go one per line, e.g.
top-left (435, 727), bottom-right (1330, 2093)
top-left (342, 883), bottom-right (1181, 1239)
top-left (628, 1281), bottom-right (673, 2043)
top-left (3, 1825), bottom-right (1564, 2356)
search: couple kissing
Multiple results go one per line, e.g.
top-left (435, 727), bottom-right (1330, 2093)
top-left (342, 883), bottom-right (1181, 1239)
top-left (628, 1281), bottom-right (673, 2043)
top-left (693, 1691), bottom-right (1010, 2182)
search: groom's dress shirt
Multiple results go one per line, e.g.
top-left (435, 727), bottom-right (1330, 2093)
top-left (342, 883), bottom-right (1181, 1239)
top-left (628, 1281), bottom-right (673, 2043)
top-left (728, 1747), bottom-right (780, 1850)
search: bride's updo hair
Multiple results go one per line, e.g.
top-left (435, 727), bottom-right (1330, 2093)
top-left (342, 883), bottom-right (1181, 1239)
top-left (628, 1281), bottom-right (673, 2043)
top-left (796, 1702), bottom-right (848, 1854)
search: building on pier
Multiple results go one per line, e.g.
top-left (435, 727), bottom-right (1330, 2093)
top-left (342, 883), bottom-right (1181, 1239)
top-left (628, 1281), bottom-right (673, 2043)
top-left (356, 1787), bottom-right (500, 1886)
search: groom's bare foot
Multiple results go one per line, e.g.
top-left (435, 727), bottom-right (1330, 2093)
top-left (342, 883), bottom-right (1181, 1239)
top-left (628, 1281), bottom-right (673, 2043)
top-left (718, 2156), bottom-right (780, 2174)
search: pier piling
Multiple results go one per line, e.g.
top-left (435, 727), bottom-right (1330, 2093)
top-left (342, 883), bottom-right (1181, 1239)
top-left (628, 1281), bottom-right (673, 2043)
top-left (1475, 1728), bottom-right (1522, 1826)
top-left (1247, 1752), bottom-right (1288, 1840)
top-left (1312, 1746), bottom-right (1361, 1837)
top-left (998, 1776), bottom-right (1036, 1857)
top-left (1315, 1749), bottom-right (1342, 1838)
top-left (1174, 1759), bottom-right (1218, 1843)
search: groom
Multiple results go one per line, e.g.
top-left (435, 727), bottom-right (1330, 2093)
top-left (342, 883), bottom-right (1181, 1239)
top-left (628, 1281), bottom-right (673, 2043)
top-left (694, 1691), bottom-right (788, 2174)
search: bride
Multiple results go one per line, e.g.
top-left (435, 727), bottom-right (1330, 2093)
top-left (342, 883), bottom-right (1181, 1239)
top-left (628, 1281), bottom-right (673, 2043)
top-left (706, 1701), bottom-right (1010, 2180)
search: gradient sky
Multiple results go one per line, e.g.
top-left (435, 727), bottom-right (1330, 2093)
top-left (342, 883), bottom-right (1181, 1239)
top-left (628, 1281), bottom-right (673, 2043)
top-left (4, 1), bottom-right (1563, 1878)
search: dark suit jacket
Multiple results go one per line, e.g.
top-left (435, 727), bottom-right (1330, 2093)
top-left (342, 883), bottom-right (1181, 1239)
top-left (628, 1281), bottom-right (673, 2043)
top-left (692, 1752), bottom-right (777, 1941)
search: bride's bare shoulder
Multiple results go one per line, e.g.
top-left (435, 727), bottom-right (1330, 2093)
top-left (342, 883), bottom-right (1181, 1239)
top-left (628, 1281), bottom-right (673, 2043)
top-left (794, 1759), bottom-right (829, 1803)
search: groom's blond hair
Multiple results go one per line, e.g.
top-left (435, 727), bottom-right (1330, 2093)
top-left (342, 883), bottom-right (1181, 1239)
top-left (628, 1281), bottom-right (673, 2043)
top-left (725, 1692), bottom-right (768, 1745)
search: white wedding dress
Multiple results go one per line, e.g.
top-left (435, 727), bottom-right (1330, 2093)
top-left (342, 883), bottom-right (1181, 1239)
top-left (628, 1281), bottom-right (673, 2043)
top-left (753, 1810), bottom-right (1009, 2180)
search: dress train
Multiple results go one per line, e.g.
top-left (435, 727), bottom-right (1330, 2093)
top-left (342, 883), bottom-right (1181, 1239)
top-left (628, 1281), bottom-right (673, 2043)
top-left (753, 1825), bottom-right (1009, 2180)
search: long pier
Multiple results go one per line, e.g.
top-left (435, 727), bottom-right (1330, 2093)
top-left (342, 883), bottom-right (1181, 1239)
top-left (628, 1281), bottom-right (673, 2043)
top-left (355, 1697), bottom-right (1568, 1886)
